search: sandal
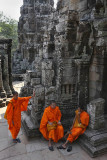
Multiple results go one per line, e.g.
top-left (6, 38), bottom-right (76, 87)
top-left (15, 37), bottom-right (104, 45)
top-left (16, 138), bottom-right (21, 143)
top-left (13, 139), bottom-right (18, 143)
top-left (49, 146), bottom-right (54, 151)
top-left (57, 145), bottom-right (66, 149)
top-left (67, 145), bottom-right (72, 152)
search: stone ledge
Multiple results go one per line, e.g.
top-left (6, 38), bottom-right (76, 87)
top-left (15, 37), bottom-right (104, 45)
top-left (12, 74), bottom-right (25, 81)
top-left (79, 138), bottom-right (107, 158)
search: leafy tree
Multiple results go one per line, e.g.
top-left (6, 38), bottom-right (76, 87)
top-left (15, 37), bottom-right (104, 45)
top-left (0, 12), bottom-right (18, 53)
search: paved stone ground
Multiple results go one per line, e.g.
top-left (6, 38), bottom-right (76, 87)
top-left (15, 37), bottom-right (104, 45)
top-left (0, 81), bottom-right (107, 160)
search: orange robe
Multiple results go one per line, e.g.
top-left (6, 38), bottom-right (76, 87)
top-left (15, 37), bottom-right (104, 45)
top-left (40, 106), bottom-right (64, 142)
top-left (6, 96), bottom-right (31, 139)
top-left (67, 110), bottom-right (89, 143)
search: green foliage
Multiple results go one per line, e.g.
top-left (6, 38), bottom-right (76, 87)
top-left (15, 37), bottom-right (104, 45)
top-left (0, 12), bottom-right (18, 53)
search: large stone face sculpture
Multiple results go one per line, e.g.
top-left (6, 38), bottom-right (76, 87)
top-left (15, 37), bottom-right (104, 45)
top-left (14, 0), bottom-right (107, 157)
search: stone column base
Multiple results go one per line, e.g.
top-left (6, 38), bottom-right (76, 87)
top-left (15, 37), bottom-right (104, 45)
top-left (79, 122), bottom-right (107, 157)
top-left (0, 91), bottom-right (6, 98)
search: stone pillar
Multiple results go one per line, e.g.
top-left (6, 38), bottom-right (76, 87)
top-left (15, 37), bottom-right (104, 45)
top-left (0, 55), bottom-right (6, 98)
top-left (89, 53), bottom-right (104, 101)
top-left (42, 60), bottom-right (55, 106)
top-left (87, 98), bottom-right (105, 130)
top-left (2, 54), bottom-right (12, 98)
top-left (76, 59), bottom-right (90, 108)
top-left (79, 98), bottom-right (107, 157)
top-left (8, 39), bottom-right (14, 92)
top-left (42, 60), bottom-right (54, 87)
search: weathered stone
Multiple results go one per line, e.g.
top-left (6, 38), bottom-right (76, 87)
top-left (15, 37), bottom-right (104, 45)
top-left (87, 98), bottom-right (105, 130)
top-left (42, 60), bottom-right (53, 70)
top-left (31, 78), bottom-right (41, 86)
top-left (79, 98), bottom-right (107, 157)
top-left (42, 70), bottom-right (54, 87)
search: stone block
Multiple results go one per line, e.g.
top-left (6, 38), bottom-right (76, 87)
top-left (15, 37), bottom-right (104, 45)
top-left (26, 70), bottom-right (41, 78)
top-left (87, 98), bottom-right (105, 130)
top-left (42, 70), bottom-right (54, 87)
top-left (31, 78), bottom-right (41, 86)
top-left (56, 22), bottom-right (65, 32)
top-left (89, 71), bottom-right (100, 81)
top-left (42, 60), bottom-right (53, 70)
top-left (33, 85), bottom-right (45, 97)
top-left (21, 112), bottom-right (40, 138)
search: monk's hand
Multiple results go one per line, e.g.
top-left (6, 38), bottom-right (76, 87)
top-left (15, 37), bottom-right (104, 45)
top-left (58, 121), bottom-right (61, 125)
top-left (48, 121), bottom-right (53, 125)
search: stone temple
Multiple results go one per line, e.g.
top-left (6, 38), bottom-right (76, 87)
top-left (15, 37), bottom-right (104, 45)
top-left (11, 0), bottom-right (107, 158)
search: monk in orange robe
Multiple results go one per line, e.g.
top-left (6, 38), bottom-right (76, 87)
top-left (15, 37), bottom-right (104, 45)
top-left (6, 91), bottom-right (35, 143)
top-left (57, 106), bottom-right (89, 151)
top-left (40, 101), bottom-right (64, 151)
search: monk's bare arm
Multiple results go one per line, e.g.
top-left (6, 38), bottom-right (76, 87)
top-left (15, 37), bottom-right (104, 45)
top-left (57, 107), bottom-right (62, 125)
top-left (70, 115), bottom-right (76, 130)
top-left (77, 111), bottom-right (81, 123)
top-left (19, 91), bottom-right (35, 104)
top-left (31, 91), bottom-right (35, 98)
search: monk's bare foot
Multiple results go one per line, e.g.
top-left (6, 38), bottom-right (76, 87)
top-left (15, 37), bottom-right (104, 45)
top-left (62, 144), bottom-right (66, 149)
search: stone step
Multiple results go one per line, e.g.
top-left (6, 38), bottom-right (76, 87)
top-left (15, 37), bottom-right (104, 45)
top-left (82, 129), bottom-right (107, 147)
top-left (79, 138), bottom-right (107, 158)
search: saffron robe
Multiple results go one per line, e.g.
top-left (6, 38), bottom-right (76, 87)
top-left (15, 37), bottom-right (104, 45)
top-left (6, 96), bottom-right (31, 139)
top-left (67, 110), bottom-right (89, 143)
top-left (40, 106), bottom-right (64, 142)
